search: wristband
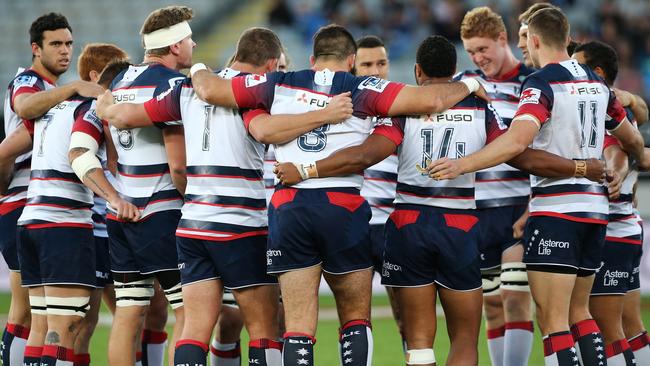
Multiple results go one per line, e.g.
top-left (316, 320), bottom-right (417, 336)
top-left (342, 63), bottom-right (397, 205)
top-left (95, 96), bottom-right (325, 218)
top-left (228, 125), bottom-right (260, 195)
top-left (190, 63), bottom-right (208, 77)
top-left (294, 162), bottom-right (319, 180)
top-left (573, 160), bottom-right (587, 177)
top-left (460, 78), bottom-right (480, 93)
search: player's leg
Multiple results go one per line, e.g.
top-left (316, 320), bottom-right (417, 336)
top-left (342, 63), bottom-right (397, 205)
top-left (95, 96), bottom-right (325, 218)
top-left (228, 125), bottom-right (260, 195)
top-left (210, 301), bottom-right (243, 366)
top-left (1, 209), bottom-right (31, 366)
top-left (392, 285), bottom-right (437, 366)
top-left (438, 286), bottom-right (483, 366)
top-left (277, 266), bottom-right (321, 366)
top-left (501, 243), bottom-right (533, 366)
top-left (102, 285), bottom-right (116, 314)
top-left (72, 288), bottom-right (102, 366)
top-left (623, 290), bottom-right (650, 363)
top-left (158, 272), bottom-right (184, 366)
top-left (569, 274), bottom-right (608, 366)
top-left (324, 269), bottom-right (374, 366)
top-left (142, 284), bottom-right (169, 366)
top-left (482, 272), bottom-right (505, 366)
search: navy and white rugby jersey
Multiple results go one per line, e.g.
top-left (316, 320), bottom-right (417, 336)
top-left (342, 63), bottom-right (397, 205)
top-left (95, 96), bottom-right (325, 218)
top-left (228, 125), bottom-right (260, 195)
top-left (263, 145), bottom-right (276, 204)
top-left (362, 117), bottom-right (398, 225)
top-left (456, 63), bottom-right (535, 208)
top-left (109, 63), bottom-right (184, 219)
top-left (231, 69), bottom-right (404, 190)
top-left (513, 59), bottom-right (627, 225)
top-left (144, 68), bottom-right (267, 242)
top-left (18, 97), bottom-right (98, 229)
top-left (1, 68), bottom-right (55, 214)
top-left (604, 109), bottom-right (642, 244)
top-left (374, 95), bottom-right (505, 209)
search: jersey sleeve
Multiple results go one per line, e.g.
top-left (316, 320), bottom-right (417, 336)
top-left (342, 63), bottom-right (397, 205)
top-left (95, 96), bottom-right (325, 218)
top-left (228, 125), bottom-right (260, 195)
top-left (485, 103), bottom-right (508, 143)
top-left (10, 72), bottom-right (46, 111)
top-left (241, 108), bottom-right (267, 131)
top-left (605, 89), bottom-right (628, 131)
top-left (351, 76), bottom-right (405, 118)
top-left (72, 100), bottom-right (104, 146)
top-left (143, 82), bottom-right (183, 127)
top-left (22, 119), bottom-right (35, 137)
top-left (512, 75), bottom-right (554, 127)
top-left (231, 72), bottom-right (281, 110)
top-left (603, 133), bottom-right (620, 150)
top-left (372, 117), bottom-right (406, 146)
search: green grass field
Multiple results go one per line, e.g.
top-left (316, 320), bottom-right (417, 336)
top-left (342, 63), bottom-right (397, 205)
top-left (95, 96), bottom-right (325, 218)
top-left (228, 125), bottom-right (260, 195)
top-left (2, 292), bottom-right (649, 365)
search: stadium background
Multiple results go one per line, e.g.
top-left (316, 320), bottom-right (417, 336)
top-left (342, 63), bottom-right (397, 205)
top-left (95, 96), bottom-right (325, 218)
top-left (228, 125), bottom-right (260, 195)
top-left (0, 0), bottom-right (649, 364)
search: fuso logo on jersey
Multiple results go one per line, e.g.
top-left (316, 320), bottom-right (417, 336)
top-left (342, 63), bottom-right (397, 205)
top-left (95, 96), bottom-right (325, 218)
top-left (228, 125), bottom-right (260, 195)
top-left (245, 74), bottom-right (267, 88)
top-left (358, 76), bottom-right (389, 92)
top-left (519, 88), bottom-right (541, 105)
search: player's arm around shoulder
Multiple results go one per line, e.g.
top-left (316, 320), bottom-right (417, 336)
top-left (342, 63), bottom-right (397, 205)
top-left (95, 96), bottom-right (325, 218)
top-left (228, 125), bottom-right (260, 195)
top-left (13, 80), bottom-right (102, 121)
top-left (189, 64), bottom-right (238, 108)
top-left (95, 90), bottom-right (152, 129)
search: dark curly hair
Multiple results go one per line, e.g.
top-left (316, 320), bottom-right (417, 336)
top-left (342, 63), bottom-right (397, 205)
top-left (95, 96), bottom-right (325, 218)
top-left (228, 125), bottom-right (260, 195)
top-left (416, 35), bottom-right (456, 78)
top-left (30, 12), bottom-right (71, 48)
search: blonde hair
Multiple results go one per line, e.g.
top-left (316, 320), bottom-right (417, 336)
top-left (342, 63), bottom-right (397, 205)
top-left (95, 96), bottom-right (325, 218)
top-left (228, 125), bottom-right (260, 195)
top-left (461, 7), bottom-right (506, 40)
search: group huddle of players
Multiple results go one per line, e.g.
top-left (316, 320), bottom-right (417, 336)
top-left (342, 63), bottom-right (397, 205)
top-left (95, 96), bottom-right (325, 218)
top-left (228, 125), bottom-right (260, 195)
top-left (1, 2), bottom-right (650, 366)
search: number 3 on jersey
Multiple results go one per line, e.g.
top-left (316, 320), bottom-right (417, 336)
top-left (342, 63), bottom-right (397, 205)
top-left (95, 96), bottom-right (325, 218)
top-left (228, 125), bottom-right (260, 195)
top-left (298, 124), bottom-right (330, 152)
top-left (420, 127), bottom-right (465, 168)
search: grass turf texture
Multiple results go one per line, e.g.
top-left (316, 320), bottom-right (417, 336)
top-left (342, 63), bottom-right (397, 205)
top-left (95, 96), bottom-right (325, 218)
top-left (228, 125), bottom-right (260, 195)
top-left (2, 292), bottom-right (650, 365)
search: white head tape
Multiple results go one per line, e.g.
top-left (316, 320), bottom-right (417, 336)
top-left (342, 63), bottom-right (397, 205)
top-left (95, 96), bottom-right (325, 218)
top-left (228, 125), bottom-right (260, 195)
top-left (143, 21), bottom-right (192, 50)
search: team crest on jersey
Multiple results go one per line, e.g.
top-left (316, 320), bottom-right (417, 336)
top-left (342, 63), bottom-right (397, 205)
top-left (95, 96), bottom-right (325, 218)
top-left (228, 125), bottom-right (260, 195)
top-left (245, 74), bottom-right (267, 88)
top-left (358, 77), bottom-right (389, 92)
top-left (518, 88), bottom-right (541, 106)
top-left (117, 129), bottom-right (134, 150)
top-left (13, 75), bottom-right (37, 89)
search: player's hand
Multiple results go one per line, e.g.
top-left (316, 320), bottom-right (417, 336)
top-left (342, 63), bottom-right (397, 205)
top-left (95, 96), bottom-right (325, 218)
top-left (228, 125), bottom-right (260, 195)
top-left (323, 92), bottom-right (353, 124)
top-left (111, 197), bottom-right (140, 222)
top-left (612, 88), bottom-right (634, 107)
top-left (274, 162), bottom-right (303, 186)
top-left (512, 209), bottom-right (529, 239)
top-left (606, 169), bottom-right (622, 200)
top-left (474, 83), bottom-right (491, 103)
top-left (584, 158), bottom-right (606, 183)
top-left (74, 80), bottom-right (105, 98)
top-left (95, 90), bottom-right (114, 120)
top-left (425, 157), bottom-right (465, 180)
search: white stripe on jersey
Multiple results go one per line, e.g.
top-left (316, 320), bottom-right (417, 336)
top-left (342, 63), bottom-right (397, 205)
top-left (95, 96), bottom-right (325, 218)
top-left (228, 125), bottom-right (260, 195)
top-left (270, 74), bottom-right (374, 189)
top-left (175, 69), bottom-right (267, 241)
top-left (264, 145), bottom-right (276, 204)
top-left (18, 98), bottom-right (94, 227)
top-left (2, 69), bottom-right (55, 207)
top-left (362, 117), bottom-right (397, 226)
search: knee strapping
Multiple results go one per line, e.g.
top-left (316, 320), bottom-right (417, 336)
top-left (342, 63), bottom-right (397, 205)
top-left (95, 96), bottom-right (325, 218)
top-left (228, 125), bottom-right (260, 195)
top-left (29, 295), bottom-right (47, 315)
top-left (406, 349), bottom-right (435, 365)
top-left (163, 283), bottom-right (183, 309)
top-left (500, 262), bottom-right (529, 292)
top-left (482, 268), bottom-right (501, 296)
top-left (45, 296), bottom-right (90, 317)
top-left (114, 278), bottom-right (154, 307)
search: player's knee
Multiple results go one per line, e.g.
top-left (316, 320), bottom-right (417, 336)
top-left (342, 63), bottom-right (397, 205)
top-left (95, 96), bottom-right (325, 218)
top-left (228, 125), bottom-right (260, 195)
top-left (114, 277), bottom-right (155, 307)
top-left (217, 309), bottom-right (244, 339)
top-left (405, 349), bottom-right (435, 365)
top-left (481, 269), bottom-right (501, 297)
top-left (500, 262), bottom-right (529, 292)
top-left (46, 296), bottom-right (91, 318)
top-left (156, 271), bottom-right (183, 309)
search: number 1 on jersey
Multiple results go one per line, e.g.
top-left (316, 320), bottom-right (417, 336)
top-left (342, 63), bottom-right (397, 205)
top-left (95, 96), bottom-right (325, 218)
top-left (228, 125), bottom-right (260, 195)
top-left (578, 101), bottom-right (598, 148)
top-left (203, 105), bottom-right (213, 151)
top-left (420, 127), bottom-right (455, 169)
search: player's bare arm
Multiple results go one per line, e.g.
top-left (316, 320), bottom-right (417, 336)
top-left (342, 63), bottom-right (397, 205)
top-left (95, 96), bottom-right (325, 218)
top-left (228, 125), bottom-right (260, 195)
top-left (610, 118), bottom-right (646, 167)
top-left (274, 134), bottom-right (396, 186)
top-left (613, 88), bottom-right (649, 125)
top-left (190, 66), bottom-right (239, 108)
top-left (68, 134), bottom-right (140, 222)
top-left (508, 149), bottom-right (605, 183)
top-left (426, 117), bottom-right (539, 180)
top-left (387, 78), bottom-right (488, 116)
top-left (248, 92), bottom-right (353, 144)
top-left (0, 124), bottom-right (32, 194)
top-left (162, 126), bottom-right (187, 196)
top-left (13, 80), bottom-right (103, 120)
top-left (603, 142), bottom-right (629, 200)
top-left (95, 90), bottom-right (152, 129)
top-left (103, 125), bottom-right (118, 175)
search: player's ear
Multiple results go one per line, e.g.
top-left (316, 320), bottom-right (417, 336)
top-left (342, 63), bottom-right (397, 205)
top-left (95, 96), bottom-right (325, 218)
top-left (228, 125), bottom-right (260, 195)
top-left (347, 54), bottom-right (356, 71)
top-left (267, 58), bottom-right (279, 73)
top-left (309, 55), bottom-right (316, 67)
top-left (414, 63), bottom-right (422, 85)
top-left (31, 42), bottom-right (41, 59)
top-left (88, 70), bottom-right (100, 83)
top-left (169, 41), bottom-right (181, 56)
top-left (593, 66), bottom-right (607, 81)
top-left (497, 31), bottom-right (508, 45)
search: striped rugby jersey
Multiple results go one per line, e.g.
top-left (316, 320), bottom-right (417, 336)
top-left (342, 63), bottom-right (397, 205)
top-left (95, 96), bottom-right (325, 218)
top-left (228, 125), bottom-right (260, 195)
top-left (144, 68), bottom-right (267, 241)
top-left (108, 63), bottom-right (185, 219)
top-left (373, 95), bottom-right (505, 209)
top-left (2, 68), bottom-right (55, 215)
top-left (362, 118), bottom-right (398, 225)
